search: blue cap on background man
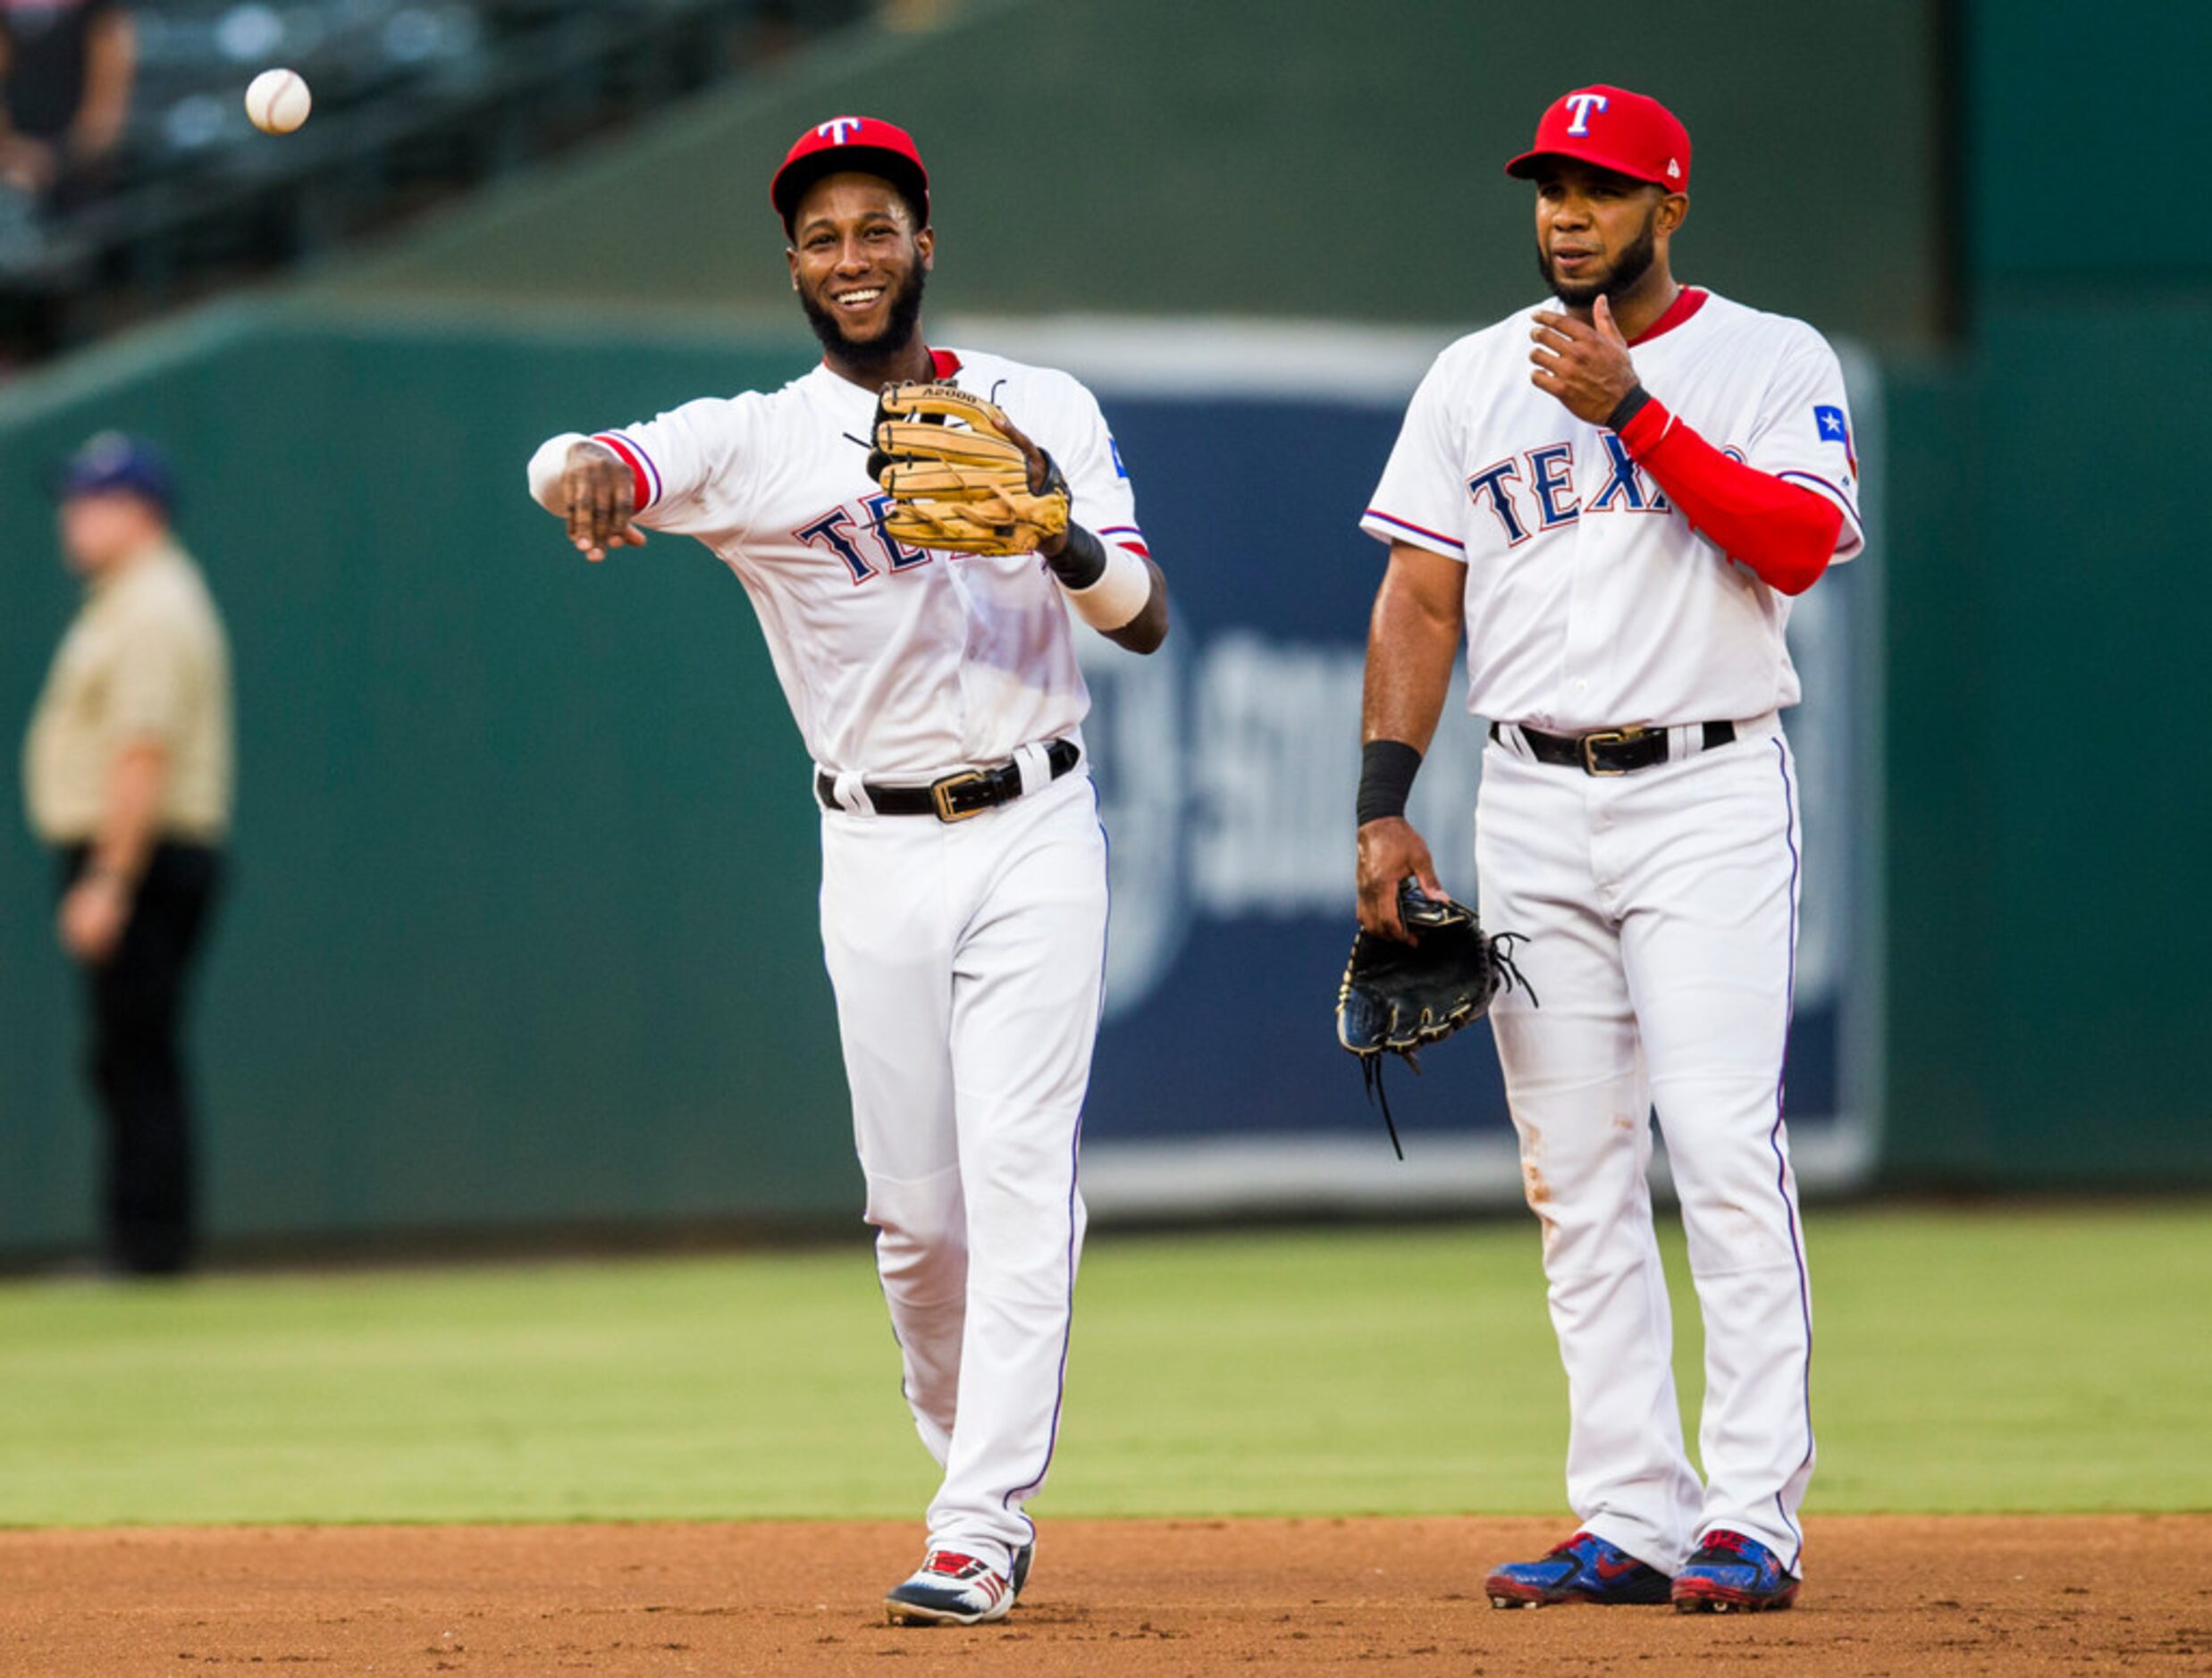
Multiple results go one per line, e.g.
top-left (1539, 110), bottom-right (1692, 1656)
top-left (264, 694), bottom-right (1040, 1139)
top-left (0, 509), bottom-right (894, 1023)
top-left (51, 432), bottom-right (177, 516)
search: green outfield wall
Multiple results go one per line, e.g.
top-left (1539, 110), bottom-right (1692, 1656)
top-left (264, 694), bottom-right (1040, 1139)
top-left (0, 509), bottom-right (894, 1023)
top-left (315, 0), bottom-right (1947, 350)
top-left (3, 2), bottom-right (2208, 1259)
top-left (1875, 3), bottom-right (2212, 1185)
top-left (0, 313), bottom-right (859, 1251)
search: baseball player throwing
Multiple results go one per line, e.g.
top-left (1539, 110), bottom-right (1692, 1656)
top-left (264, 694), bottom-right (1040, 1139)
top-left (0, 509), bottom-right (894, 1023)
top-left (1355, 85), bottom-right (1862, 1612)
top-left (525, 115), bottom-right (1167, 1625)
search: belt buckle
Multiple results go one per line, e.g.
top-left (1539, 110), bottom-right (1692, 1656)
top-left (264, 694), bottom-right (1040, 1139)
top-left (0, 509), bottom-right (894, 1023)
top-left (1579, 727), bottom-right (1640, 776)
top-left (929, 769), bottom-right (990, 822)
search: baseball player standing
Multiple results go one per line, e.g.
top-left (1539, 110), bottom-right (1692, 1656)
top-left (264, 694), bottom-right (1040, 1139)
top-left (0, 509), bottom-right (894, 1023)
top-left (525, 116), bottom-right (1167, 1625)
top-left (1355, 85), bottom-right (1862, 1612)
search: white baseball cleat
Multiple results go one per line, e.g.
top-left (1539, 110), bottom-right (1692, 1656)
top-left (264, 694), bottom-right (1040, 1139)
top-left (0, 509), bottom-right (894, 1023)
top-left (883, 1546), bottom-right (1025, 1626)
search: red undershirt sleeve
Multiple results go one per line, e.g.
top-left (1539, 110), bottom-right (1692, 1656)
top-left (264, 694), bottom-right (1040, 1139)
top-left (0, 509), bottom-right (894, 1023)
top-left (1615, 397), bottom-right (1846, 597)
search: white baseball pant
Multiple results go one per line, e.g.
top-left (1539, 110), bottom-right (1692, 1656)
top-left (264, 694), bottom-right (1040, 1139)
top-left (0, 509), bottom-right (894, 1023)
top-left (819, 765), bottom-right (1106, 1569)
top-left (1476, 720), bottom-right (1815, 1574)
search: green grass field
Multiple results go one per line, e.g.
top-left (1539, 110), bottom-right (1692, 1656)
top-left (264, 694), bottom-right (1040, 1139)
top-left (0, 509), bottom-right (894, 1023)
top-left (0, 1205), bottom-right (2205, 1527)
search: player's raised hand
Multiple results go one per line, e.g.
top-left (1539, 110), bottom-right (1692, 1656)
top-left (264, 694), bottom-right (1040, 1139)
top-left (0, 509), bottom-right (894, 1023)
top-left (1357, 817), bottom-right (1450, 944)
top-left (1530, 295), bottom-right (1639, 426)
top-left (561, 440), bottom-right (649, 562)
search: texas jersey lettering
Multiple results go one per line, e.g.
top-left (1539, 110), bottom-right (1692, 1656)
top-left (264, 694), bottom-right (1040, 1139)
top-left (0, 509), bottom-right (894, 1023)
top-left (586, 348), bottom-right (1145, 781)
top-left (1365, 288), bottom-right (1861, 734)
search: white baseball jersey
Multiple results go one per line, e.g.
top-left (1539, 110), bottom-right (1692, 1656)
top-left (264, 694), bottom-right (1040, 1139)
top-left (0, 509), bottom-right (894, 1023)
top-left (541, 348), bottom-right (1147, 780)
top-left (1361, 287), bottom-right (1862, 733)
top-left (529, 345), bottom-right (1142, 1577)
top-left (1358, 281), bottom-right (1858, 1574)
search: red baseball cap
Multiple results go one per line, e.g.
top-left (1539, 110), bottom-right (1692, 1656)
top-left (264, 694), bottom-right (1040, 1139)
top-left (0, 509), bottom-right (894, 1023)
top-left (1505, 85), bottom-right (1691, 192)
top-left (770, 115), bottom-right (930, 233)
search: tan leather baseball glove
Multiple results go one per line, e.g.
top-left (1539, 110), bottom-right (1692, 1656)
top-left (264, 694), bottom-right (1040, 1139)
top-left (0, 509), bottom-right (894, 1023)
top-left (867, 382), bottom-right (1071, 556)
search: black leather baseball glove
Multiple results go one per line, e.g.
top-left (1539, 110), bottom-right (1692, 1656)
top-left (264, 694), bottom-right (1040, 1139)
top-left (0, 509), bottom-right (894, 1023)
top-left (1335, 880), bottom-right (1533, 1156)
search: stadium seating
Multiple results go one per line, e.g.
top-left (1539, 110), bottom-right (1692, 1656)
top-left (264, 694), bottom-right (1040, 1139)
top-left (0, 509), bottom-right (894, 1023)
top-left (0, 0), bottom-right (856, 360)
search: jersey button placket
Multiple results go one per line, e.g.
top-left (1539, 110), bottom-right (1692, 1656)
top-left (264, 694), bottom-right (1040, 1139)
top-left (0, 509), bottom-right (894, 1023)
top-left (1552, 432), bottom-right (1612, 731)
top-left (943, 555), bottom-right (987, 766)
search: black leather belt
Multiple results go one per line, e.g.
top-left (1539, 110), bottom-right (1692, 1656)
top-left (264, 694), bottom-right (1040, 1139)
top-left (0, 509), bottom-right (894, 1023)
top-left (817, 739), bottom-right (1081, 821)
top-left (1491, 719), bottom-right (1737, 776)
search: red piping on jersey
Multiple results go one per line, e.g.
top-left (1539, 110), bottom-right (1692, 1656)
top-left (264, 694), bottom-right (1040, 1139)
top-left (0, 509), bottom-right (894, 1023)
top-left (1615, 397), bottom-right (1844, 596)
top-left (1627, 285), bottom-right (1708, 346)
top-left (1365, 508), bottom-right (1468, 554)
top-left (1777, 470), bottom-right (1864, 540)
top-left (592, 432), bottom-right (655, 512)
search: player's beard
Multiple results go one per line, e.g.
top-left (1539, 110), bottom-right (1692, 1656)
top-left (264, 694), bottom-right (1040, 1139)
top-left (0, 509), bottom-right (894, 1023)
top-left (798, 261), bottom-right (929, 376)
top-left (1538, 207), bottom-right (1660, 308)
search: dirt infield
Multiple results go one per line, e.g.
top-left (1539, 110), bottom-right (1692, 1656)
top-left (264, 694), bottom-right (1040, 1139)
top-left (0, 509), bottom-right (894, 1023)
top-left (3, 1514), bottom-right (2206, 1674)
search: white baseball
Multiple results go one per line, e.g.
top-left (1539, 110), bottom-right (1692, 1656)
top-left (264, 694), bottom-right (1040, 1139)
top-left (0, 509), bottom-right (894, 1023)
top-left (245, 69), bottom-right (312, 136)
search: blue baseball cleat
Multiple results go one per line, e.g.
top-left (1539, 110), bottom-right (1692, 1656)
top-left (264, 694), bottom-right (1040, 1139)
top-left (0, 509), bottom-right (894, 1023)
top-left (1484, 1531), bottom-right (1673, 1608)
top-left (1670, 1529), bottom-right (1801, 1613)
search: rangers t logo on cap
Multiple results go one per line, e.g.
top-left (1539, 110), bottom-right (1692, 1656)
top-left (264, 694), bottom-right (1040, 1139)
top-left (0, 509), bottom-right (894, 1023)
top-left (1506, 84), bottom-right (1693, 193)
top-left (770, 113), bottom-right (931, 231)
top-left (1563, 92), bottom-right (1610, 135)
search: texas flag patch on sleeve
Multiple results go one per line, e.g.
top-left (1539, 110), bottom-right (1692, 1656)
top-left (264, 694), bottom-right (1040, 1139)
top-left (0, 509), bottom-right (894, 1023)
top-left (1814, 405), bottom-right (1858, 476)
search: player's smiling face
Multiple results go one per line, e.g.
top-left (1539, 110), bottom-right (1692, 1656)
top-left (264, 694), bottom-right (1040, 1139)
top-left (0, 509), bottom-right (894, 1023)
top-left (1532, 159), bottom-right (1683, 308)
top-left (786, 173), bottom-right (934, 360)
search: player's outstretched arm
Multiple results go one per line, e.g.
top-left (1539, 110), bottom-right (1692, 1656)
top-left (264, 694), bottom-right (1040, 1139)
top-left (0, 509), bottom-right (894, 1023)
top-left (525, 434), bottom-right (648, 563)
top-left (1356, 541), bottom-right (1465, 942)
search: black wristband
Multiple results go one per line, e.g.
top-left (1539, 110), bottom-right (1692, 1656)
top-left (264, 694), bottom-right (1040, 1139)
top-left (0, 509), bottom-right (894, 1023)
top-left (1045, 521), bottom-right (1107, 589)
top-left (1357, 740), bottom-right (1423, 826)
top-left (1606, 383), bottom-right (1654, 433)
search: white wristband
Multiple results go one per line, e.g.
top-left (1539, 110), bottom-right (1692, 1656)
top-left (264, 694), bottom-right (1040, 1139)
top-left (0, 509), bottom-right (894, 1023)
top-left (1062, 541), bottom-right (1152, 632)
top-left (526, 432), bottom-right (592, 515)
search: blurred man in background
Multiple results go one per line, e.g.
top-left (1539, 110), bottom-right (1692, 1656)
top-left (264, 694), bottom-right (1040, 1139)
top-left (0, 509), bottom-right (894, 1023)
top-left (22, 432), bottom-right (231, 1277)
top-left (0, 0), bottom-right (135, 211)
